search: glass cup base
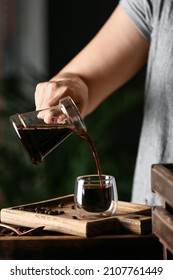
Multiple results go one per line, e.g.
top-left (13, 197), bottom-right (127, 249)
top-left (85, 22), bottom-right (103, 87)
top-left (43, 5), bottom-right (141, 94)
top-left (75, 201), bottom-right (117, 220)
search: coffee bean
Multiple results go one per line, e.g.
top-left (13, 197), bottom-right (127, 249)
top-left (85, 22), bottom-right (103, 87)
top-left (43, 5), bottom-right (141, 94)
top-left (39, 209), bottom-right (45, 214)
top-left (47, 210), bottom-right (54, 215)
top-left (0, 228), bottom-right (10, 234)
top-left (72, 215), bottom-right (78, 219)
top-left (58, 203), bottom-right (64, 208)
top-left (10, 231), bottom-right (17, 236)
top-left (51, 210), bottom-right (59, 215)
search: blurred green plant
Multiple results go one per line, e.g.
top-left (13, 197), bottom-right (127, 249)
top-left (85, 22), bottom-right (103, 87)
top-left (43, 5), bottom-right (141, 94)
top-left (0, 72), bottom-right (144, 208)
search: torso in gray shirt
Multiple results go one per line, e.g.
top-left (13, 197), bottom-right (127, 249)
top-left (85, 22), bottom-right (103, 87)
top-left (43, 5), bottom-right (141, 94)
top-left (120, 0), bottom-right (173, 205)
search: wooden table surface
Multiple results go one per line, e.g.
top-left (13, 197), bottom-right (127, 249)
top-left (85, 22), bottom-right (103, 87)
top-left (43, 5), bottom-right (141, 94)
top-left (0, 233), bottom-right (163, 260)
top-left (0, 196), bottom-right (163, 260)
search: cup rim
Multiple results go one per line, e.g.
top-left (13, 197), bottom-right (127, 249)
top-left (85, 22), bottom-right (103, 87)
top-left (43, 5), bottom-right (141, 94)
top-left (76, 174), bottom-right (114, 182)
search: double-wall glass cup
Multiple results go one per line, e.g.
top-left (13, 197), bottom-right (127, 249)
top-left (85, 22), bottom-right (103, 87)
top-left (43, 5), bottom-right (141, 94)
top-left (74, 174), bottom-right (118, 219)
top-left (9, 96), bottom-right (86, 165)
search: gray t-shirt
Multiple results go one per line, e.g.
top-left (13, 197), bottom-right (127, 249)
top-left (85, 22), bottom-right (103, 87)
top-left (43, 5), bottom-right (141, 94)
top-left (120, 0), bottom-right (173, 205)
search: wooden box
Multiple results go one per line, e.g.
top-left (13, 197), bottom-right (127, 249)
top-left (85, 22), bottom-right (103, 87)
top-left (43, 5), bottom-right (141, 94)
top-left (151, 163), bottom-right (173, 208)
top-left (151, 164), bottom-right (173, 259)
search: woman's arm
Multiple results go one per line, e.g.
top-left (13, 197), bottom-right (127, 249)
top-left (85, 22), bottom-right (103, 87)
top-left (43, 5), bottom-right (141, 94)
top-left (35, 4), bottom-right (149, 117)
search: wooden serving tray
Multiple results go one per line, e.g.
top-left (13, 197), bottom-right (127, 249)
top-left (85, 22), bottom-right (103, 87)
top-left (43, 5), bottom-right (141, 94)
top-left (0, 194), bottom-right (151, 237)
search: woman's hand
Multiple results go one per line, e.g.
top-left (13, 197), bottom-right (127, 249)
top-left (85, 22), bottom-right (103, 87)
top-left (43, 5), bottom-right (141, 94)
top-left (34, 74), bottom-right (89, 118)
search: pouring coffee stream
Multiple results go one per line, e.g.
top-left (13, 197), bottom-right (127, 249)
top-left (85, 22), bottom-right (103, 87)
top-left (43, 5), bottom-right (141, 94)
top-left (77, 129), bottom-right (103, 188)
top-left (10, 96), bottom-right (103, 187)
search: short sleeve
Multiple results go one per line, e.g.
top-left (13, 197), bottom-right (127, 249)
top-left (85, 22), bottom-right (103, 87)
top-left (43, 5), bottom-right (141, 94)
top-left (119, 0), bottom-right (153, 40)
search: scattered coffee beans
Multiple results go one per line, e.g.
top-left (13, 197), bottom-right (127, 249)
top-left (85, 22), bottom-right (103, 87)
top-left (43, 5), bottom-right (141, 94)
top-left (17, 205), bottom-right (65, 216)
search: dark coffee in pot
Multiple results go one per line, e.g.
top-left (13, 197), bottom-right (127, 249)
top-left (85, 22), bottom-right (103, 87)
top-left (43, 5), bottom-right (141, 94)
top-left (17, 124), bottom-right (71, 165)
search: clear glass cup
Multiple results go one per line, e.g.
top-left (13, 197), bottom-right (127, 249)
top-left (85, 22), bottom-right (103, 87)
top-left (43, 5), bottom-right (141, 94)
top-left (9, 96), bottom-right (86, 165)
top-left (74, 174), bottom-right (118, 219)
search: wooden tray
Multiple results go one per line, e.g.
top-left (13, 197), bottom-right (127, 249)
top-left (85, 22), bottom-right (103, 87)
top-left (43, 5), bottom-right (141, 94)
top-left (0, 194), bottom-right (151, 237)
top-left (152, 206), bottom-right (173, 256)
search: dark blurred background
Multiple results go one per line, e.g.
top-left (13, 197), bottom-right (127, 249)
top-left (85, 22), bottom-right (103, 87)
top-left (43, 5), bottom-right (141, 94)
top-left (0, 0), bottom-right (145, 207)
